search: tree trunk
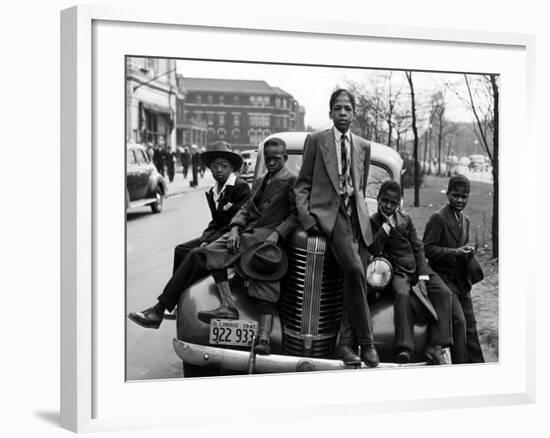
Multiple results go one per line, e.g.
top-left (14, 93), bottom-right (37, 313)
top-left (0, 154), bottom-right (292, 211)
top-left (406, 72), bottom-right (420, 207)
top-left (490, 74), bottom-right (499, 258)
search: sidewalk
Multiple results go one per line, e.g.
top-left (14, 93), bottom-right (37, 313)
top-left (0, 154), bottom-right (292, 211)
top-left (164, 169), bottom-right (216, 199)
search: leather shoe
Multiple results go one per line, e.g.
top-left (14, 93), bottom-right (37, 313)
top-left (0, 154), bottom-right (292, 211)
top-left (361, 344), bottom-right (380, 368)
top-left (396, 348), bottom-right (412, 364)
top-left (425, 345), bottom-right (447, 365)
top-left (336, 345), bottom-right (361, 366)
top-left (128, 307), bottom-right (163, 329)
top-left (254, 338), bottom-right (271, 355)
top-left (197, 306), bottom-right (239, 324)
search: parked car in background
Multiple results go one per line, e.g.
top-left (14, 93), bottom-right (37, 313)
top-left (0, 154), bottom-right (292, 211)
top-left (173, 132), bottom-right (438, 377)
top-left (239, 149), bottom-right (258, 182)
top-left (126, 142), bottom-right (167, 213)
top-left (469, 154), bottom-right (488, 172)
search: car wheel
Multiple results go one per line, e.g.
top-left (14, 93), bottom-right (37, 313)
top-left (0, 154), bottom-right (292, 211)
top-left (150, 189), bottom-right (163, 213)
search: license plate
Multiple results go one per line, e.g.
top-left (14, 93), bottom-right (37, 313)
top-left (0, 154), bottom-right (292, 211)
top-left (208, 319), bottom-right (258, 347)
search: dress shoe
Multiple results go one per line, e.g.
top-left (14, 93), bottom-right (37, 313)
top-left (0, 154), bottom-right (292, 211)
top-left (396, 348), bottom-right (412, 364)
top-left (163, 309), bottom-right (176, 320)
top-left (253, 314), bottom-right (273, 355)
top-left (197, 306), bottom-right (239, 324)
top-left (336, 345), bottom-right (361, 366)
top-left (128, 306), bottom-right (163, 329)
top-left (360, 344), bottom-right (380, 368)
top-left (425, 345), bottom-right (446, 365)
top-left (254, 338), bottom-right (271, 355)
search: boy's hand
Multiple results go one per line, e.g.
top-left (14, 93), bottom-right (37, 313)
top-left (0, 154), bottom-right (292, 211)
top-left (266, 231), bottom-right (280, 245)
top-left (227, 227), bottom-right (240, 253)
top-left (457, 245), bottom-right (475, 259)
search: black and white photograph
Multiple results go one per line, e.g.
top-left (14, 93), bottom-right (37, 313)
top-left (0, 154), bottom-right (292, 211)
top-left (125, 56), bottom-right (499, 380)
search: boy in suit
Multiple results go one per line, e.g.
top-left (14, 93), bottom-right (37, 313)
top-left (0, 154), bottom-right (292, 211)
top-left (423, 174), bottom-right (484, 363)
top-left (129, 138), bottom-right (298, 357)
top-left (172, 141), bottom-right (251, 274)
top-left (294, 89), bottom-right (379, 367)
top-left (369, 181), bottom-right (453, 364)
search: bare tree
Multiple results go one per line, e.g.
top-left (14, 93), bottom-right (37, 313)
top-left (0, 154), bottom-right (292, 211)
top-left (405, 71), bottom-right (421, 207)
top-left (463, 74), bottom-right (499, 258)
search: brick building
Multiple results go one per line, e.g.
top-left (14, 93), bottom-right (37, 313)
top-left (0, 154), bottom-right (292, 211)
top-left (126, 57), bottom-right (181, 150)
top-left (177, 77), bottom-right (305, 151)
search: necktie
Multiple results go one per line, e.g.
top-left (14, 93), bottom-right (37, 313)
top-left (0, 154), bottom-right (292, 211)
top-left (340, 135), bottom-right (352, 216)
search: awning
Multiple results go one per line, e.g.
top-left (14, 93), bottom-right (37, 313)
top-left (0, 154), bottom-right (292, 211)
top-left (141, 101), bottom-right (171, 115)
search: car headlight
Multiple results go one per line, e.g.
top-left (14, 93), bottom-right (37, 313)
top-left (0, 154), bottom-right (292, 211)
top-left (365, 257), bottom-right (393, 289)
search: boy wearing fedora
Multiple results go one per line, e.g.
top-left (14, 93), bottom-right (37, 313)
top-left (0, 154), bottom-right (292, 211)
top-left (172, 141), bottom-right (251, 273)
top-left (129, 141), bottom-right (250, 325)
top-left (129, 138), bottom-right (298, 356)
top-left (423, 174), bottom-right (485, 363)
top-left (368, 181), bottom-right (453, 364)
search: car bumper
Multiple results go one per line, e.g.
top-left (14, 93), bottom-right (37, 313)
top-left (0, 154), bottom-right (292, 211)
top-left (173, 339), bottom-right (427, 373)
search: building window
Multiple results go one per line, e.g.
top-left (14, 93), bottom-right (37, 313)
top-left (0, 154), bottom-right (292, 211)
top-left (233, 95), bottom-right (239, 104)
top-left (219, 95), bottom-right (224, 105)
top-left (263, 96), bottom-right (270, 107)
top-left (249, 96), bottom-right (256, 106)
top-left (232, 128), bottom-right (240, 138)
top-left (218, 113), bottom-right (225, 126)
top-left (282, 99), bottom-right (287, 109)
top-left (217, 128), bottom-right (227, 139)
top-left (207, 113), bottom-right (214, 125)
top-left (207, 94), bottom-right (213, 104)
top-left (232, 114), bottom-right (240, 127)
top-left (282, 117), bottom-right (288, 128)
top-left (275, 98), bottom-right (281, 108)
top-left (196, 94), bottom-right (202, 104)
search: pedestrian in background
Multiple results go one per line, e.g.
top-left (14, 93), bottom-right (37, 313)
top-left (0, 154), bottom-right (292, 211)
top-left (180, 146), bottom-right (190, 179)
top-left (199, 146), bottom-right (206, 177)
top-left (190, 144), bottom-right (200, 187)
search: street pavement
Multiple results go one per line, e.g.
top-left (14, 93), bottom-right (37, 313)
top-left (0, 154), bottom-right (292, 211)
top-left (126, 173), bottom-right (216, 380)
top-left (163, 168), bottom-right (216, 199)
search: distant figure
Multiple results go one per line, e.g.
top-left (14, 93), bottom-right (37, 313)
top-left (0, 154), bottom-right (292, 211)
top-left (152, 144), bottom-right (163, 175)
top-left (145, 141), bottom-right (154, 161)
top-left (165, 146), bottom-right (175, 183)
top-left (199, 147), bottom-right (207, 177)
top-left (180, 146), bottom-right (190, 179)
top-left (190, 145), bottom-right (200, 187)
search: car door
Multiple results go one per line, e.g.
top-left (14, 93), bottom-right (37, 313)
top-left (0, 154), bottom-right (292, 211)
top-left (135, 149), bottom-right (153, 199)
top-left (126, 148), bottom-right (139, 201)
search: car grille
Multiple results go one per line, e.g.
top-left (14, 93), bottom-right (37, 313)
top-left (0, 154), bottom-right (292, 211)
top-left (281, 234), bottom-right (344, 358)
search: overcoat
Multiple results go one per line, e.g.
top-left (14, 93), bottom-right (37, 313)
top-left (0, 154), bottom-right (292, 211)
top-left (205, 165), bottom-right (298, 302)
top-left (423, 204), bottom-right (471, 294)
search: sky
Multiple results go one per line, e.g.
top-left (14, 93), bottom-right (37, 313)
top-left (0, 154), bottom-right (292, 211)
top-left (176, 59), bottom-right (484, 131)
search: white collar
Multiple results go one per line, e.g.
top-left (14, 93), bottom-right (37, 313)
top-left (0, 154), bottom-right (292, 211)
top-left (333, 127), bottom-right (351, 142)
top-left (212, 173), bottom-right (236, 195)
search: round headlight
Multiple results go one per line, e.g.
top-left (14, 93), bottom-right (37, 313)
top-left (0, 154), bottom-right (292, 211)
top-left (366, 257), bottom-right (393, 289)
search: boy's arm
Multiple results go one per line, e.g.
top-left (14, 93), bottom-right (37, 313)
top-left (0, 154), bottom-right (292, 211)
top-left (294, 134), bottom-right (318, 231)
top-left (274, 177), bottom-right (300, 241)
top-left (423, 213), bottom-right (459, 265)
top-left (368, 214), bottom-right (391, 255)
top-left (230, 178), bottom-right (261, 229)
top-left (407, 215), bottom-right (430, 277)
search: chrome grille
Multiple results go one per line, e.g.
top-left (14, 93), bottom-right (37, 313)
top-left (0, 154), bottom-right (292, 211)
top-left (281, 234), bottom-right (344, 357)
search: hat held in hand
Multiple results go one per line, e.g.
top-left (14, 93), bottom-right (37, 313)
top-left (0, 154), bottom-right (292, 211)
top-left (240, 242), bottom-right (288, 281)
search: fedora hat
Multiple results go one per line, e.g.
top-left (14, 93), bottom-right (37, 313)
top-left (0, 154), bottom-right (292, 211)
top-left (200, 141), bottom-right (243, 171)
top-left (240, 242), bottom-right (288, 281)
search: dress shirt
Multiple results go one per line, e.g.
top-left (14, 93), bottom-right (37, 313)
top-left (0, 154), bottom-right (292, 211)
top-left (211, 173), bottom-right (236, 208)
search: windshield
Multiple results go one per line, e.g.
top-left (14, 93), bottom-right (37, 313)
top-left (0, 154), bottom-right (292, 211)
top-left (255, 151), bottom-right (393, 199)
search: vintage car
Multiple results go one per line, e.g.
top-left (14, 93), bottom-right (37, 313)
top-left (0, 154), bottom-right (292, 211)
top-left (239, 149), bottom-right (258, 183)
top-left (126, 142), bottom-right (167, 213)
top-left (173, 132), bottom-right (435, 377)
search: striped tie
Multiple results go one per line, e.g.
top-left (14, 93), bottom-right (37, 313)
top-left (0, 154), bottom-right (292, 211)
top-left (340, 135), bottom-right (352, 216)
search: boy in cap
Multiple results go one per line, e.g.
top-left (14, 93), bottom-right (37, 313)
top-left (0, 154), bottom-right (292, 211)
top-left (368, 181), bottom-right (453, 364)
top-left (129, 138), bottom-right (298, 356)
top-left (423, 174), bottom-right (484, 363)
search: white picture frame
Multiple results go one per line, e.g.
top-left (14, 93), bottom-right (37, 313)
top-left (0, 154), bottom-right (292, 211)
top-left (60, 5), bottom-right (536, 433)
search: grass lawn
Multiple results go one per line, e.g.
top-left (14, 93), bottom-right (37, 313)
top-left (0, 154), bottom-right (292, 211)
top-left (402, 175), bottom-right (499, 363)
